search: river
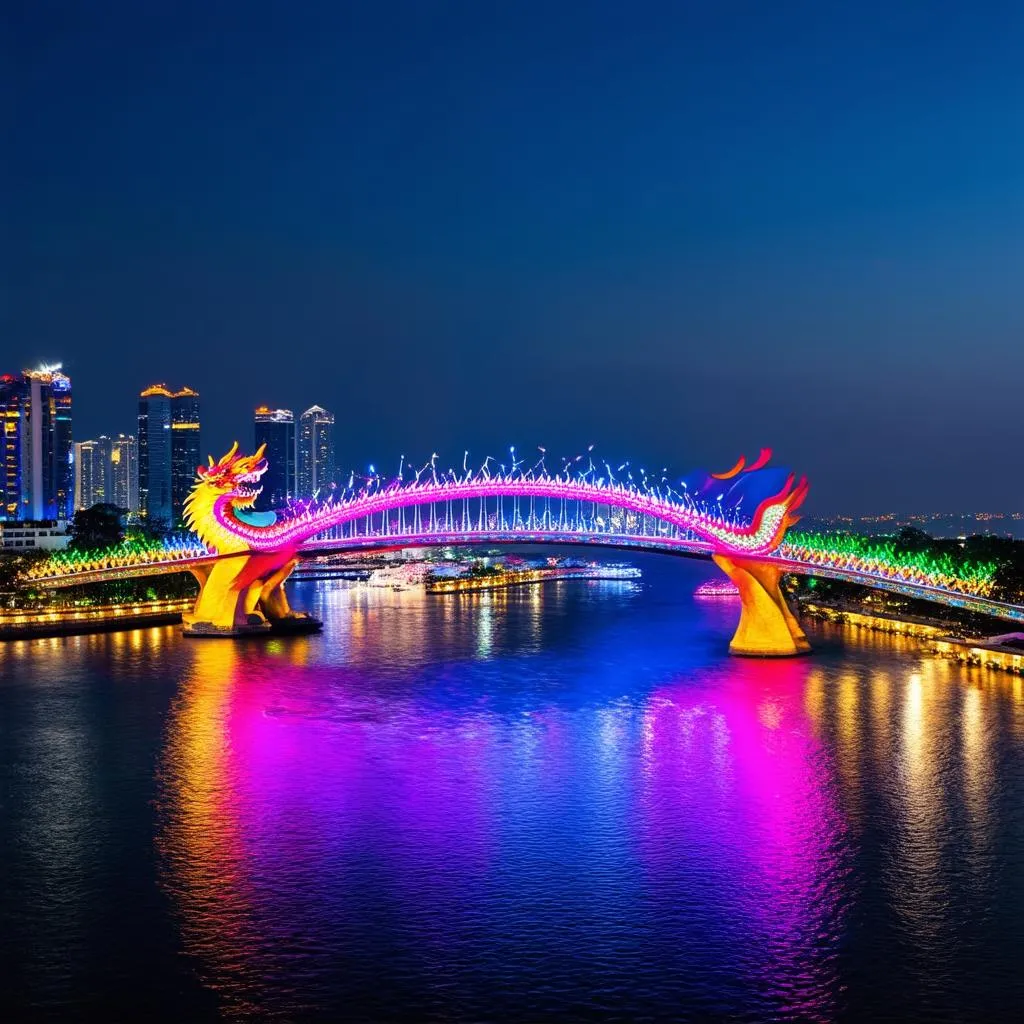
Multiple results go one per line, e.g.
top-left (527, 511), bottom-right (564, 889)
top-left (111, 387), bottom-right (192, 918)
top-left (3, 555), bottom-right (1024, 1021)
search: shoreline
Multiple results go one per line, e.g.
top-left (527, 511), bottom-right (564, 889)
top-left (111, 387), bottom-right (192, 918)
top-left (0, 599), bottom-right (192, 641)
top-left (798, 601), bottom-right (1024, 676)
top-left (425, 566), bottom-right (641, 595)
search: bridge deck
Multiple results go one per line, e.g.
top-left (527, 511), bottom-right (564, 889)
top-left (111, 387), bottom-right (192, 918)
top-left (20, 531), bottom-right (1024, 625)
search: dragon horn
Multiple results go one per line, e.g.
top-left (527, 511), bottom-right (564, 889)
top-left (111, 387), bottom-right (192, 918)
top-left (207, 455), bottom-right (216, 468)
top-left (217, 441), bottom-right (239, 466)
top-left (788, 476), bottom-right (810, 510)
top-left (745, 447), bottom-right (772, 472)
top-left (711, 455), bottom-right (746, 480)
top-left (254, 442), bottom-right (267, 460)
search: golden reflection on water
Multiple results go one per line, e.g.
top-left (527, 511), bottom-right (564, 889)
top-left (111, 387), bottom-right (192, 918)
top-left (868, 667), bottom-right (894, 779)
top-left (38, 589), bottom-right (1020, 1019)
top-left (293, 579), bottom-right (569, 668)
top-left (961, 683), bottom-right (990, 842)
top-left (792, 619), bottom-right (1024, 971)
top-left (156, 641), bottom-right (268, 1019)
top-left (893, 660), bottom-right (957, 952)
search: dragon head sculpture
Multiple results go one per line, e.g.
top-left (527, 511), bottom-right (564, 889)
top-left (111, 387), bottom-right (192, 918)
top-left (183, 442), bottom-right (270, 554)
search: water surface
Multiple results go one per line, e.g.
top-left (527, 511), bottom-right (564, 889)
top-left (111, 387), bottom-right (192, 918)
top-left (3, 556), bottom-right (1024, 1021)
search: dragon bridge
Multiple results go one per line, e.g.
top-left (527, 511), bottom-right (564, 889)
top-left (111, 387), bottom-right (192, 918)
top-left (174, 443), bottom-right (811, 655)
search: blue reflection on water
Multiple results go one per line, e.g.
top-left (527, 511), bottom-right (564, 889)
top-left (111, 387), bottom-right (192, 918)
top-left (4, 555), bottom-right (1024, 1021)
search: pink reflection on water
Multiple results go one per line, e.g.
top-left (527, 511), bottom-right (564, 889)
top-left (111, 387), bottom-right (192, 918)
top-left (159, 626), bottom-right (851, 1020)
top-left (635, 657), bottom-right (849, 1021)
top-left (159, 641), bottom-right (503, 1015)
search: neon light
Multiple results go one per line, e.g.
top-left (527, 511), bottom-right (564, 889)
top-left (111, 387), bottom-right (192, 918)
top-left (24, 445), bottom-right (1023, 639)
top-left (181, 444), bottom-right (806, 561)
top-left (779, 532), bottom-right (998, 598)
top-left (695, 579), bottom-right (741, 597)
top-left (746, 447), bottom-right (773, 472)
top-left (711, 455), bottom-right (746, 480)
top-left (22, 534), bottom-right (209, 581)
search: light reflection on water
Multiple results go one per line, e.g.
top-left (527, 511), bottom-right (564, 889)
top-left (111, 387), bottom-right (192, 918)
top-left (5, 558), bottom-right (1024, 1020)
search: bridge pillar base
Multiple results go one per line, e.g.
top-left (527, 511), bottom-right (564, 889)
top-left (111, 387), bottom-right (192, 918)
top-left (183, 553), bottom-right (322, 639)
top-left (182, 614), bottom-right (322, 638)
top-left (712, 554), bottom-right (811, 657)
top-left (182, 614), bottom-right (273, 638)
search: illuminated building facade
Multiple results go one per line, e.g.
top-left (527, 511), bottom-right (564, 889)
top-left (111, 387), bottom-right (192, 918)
top-left (111, 434), bottom-right (138, 513)
top-left (74, 437), bottom-right (109, 510)
top-left (73, 433), bottom-right (137, 513)
top-left (254, 406), bottom-right (295, 510)
top-left (297, 404), bottom-right (335, 497)
top-left (0, 366), bottom-right (73, 521)
top-left (139, 386), bottom-right (173, 527)
top-left (139, 385), bottom-right (199, 529)
top-left (171, 387), bottom-right (201, 526)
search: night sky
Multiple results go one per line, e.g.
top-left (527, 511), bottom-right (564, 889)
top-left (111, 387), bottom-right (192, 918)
top-left (5, 1), bottom-right (1023, 512)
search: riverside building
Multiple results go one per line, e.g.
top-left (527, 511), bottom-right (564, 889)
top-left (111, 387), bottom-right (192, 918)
top-left (0, 366), bottom-right (73, 521)
top-left (138, 385), bottom-right (200, 529)
top-left (297, 405), bottom-right (335, 498)
top-left (254, 406), bottom-right (296, 510)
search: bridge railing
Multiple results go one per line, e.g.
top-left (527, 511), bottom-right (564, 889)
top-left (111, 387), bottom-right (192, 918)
top-left (777, 532), bottom-right (999, 598)
top-left (310, 495), bottom-right (706, 546)
top-left (15, 516), bottom-right (1014, 616)
top-left (21, 537), bottom-right (211, 583)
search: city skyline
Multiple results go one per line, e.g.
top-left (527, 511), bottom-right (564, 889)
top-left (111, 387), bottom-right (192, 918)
top-left (3, 358), bottom-right (1023, 521)
top-left (2, 357), bottom-right (1020, 524)
top-left (253, 405), bottom-right (296, 510)
top-left (0, 359), bottom-right (348, 521)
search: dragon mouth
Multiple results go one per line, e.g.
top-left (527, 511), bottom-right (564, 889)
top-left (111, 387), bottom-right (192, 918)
top-left (232, 483), bottom-right (263, 502)
top-left (230, 465), bottom-right (267, 505)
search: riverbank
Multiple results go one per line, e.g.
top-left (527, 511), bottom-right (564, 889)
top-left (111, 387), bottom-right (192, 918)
top-left (425, 565), bottom-right (641, 594)
top-left (0, 598), bottom-right (192, 640)
top-left (799, 601), bottom-right (1024, 675)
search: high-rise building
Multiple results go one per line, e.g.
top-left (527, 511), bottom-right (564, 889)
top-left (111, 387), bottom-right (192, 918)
top-left (139, 385), bottom-right (199, 529)
top-left (110, 434), bottom-right (138, 513)
top-left (74, 438), bottom-right (108, 510)
top-left (0, 366), bottom-right (73, 521)
top-left (51, 371), bottom-right (73, 519)
top-left (171, 387), bottom-right (200, 525)
top-left (254, 406), bottom-right (296, 510)
top-left (297, 405), bottom-right (335, 497)
top-left (75, 434), bottom-right (137, 513)
top-left (138, 386), bottom-right (173, 528)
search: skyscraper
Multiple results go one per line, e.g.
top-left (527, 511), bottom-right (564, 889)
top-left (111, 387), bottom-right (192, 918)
top-left (138, 386), bottom-right (173, 528)
top-left (171, 387), bottom-right (200, 526)
top-left (74, 438), bottom-right (109, 510)
top-left (51, 371), bottom-right (73, 519)
top-left (139, 385), bottom-right (199, 529)
top-left (110, 434), bottom-right (138, 514)
top-left (254, 406), bottom-right (296, 510)
top-left (0, 366), bottom-right (73, 521)
top-left (297, 405), bottom-right (335, 497)
top-left (75, 434), bottom-right (137, 513)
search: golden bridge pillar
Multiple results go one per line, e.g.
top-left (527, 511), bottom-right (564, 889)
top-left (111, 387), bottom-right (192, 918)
top-left (183, 554), bottom-right (319, 637)
top-left (712, 554), bottom-right (810, 657)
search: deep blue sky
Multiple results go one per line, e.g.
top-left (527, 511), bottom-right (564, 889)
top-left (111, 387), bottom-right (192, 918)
top-left (4, 1), bottom-right (1023, 512)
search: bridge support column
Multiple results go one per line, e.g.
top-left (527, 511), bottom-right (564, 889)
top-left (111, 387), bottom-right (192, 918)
top-left (183, 554), bottom-right (320, 638)
top-left (712, 555), bottom-right (810, 657)
top-left (258, 558), bottom-right (302, 621)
